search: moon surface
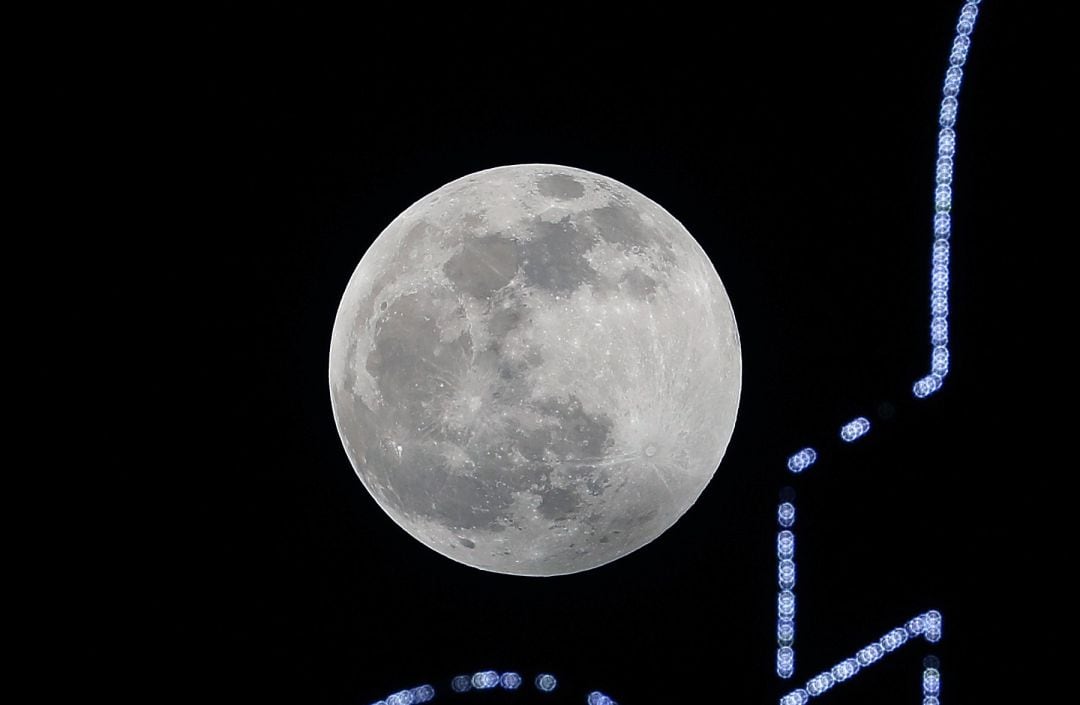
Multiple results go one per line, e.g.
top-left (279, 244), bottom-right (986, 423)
top-left (329, 164), bottom-right (741, 576)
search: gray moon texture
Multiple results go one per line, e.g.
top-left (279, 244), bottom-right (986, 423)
top-left (329, 164), bottom-right (741, 576)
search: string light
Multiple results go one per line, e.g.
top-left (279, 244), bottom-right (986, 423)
top-left (779, 610), bottom-right (944, 703)
top-left (777, 502), bottom-right (797, 678)
top-left (915, 0), bottom-right (981, 398)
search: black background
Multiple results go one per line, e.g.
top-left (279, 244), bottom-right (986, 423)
top-left (145, 3), bottom-right (1047, 704)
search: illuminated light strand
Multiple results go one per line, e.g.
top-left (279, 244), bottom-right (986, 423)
top-left (777, 502), bottom-right (796, 679)
top-left (789, 0), bottom-right (984, 464)
top-left (839, 417), bottom-right (871, 443)
top-left (384, 670), bottom-right (614, 704)
top-left (778, 611), bottom-right (943, 704)
top-left (914, 0), bottom-right (982, 399)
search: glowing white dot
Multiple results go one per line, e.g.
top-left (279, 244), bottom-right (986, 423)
top-left (451, 675), bottom-right (472, 693)
top-left (500, 673), bottom-right (522, 690)
top-left (913, 373), bottom-right (943, 398)
top-left (840, 417), bottom-right (871, 442)
top-left (931, 316), bottom-right (949, 346)
top-left (536, 674), bottom-right (558, 692)
top-left (831, 658), bottom-right (860, 682)
top-left (924, 667), bottom-right (941, 695)
top-left (935, 184), bottom-right (952, 212)
top-left (778, 530), bottom-right (795, 559)
top-left (939, 97), bottom-right (958, 127)
top-left (778, 590), bottom-right (795, 618)
top-left (933, 239), bottom-right (950, 265)
top-left (387, 691), bottom-right (413, 705)
top-left (806, 672), bottom-right (835, 696)
top-left (932, 346), bottom-right (950, 375)
top-left (778, 502), bottom-right (796, 528)
top-left (786, 447), bottom-right (818, 473)
top-left (778, 618), bottom-right (795, 646)
top-left (880, 628), bottom-right (909, 651)
top-left (780, 688), bottom-right (810, 705)
top-left (856, 643), bottom-right (885, 666)
top-left (777, 646), bottom-right (795, 679)
top-left (779, 559), bottom-right (796, 590)
top-left (934, 211), bottom-right (951, 237)
top-left (938, 128), bottom-right (956, 157)
top-left (472, 671), bottom-right (499, 689)
top-left (587, 691), bottom-right (616, 705)
top-left (412, 685), bottom-right (435, 703)
top-left (931, 292), bottom-right (948, 316)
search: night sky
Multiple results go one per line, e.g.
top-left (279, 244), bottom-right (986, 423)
top-left (146, 3), bottom-right (1045, 703)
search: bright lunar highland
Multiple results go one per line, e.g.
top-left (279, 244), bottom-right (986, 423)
top-left (329, 164), bottom-right (741, 576)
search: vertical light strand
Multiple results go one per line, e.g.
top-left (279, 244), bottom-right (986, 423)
top-left (777, 501), bottom-right (796, 678)
top-left (915, 0), bottom-right (982, 398)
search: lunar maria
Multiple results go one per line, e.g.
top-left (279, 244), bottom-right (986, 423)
top-left (329, 164), bottom-right (741, 576)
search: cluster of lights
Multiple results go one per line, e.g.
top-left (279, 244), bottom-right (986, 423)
top-left (786, 448), bottom-right (817, 474)
top-left (450, 672), bottom-right (530, 694)
top-left (839, 417), bottom-right (871, 443)
top-left (369, 685), bottom-right (436, 705)
top-left (914, 0), bottom-right (981, 399)
top-left (376, 671), bottom-right (611, 704)
top-left (924, 660), bottom-right (942, 704)
top-left (778, 611), bottom-right (943, 704)
top-left (777, 502), bottom-right (797, 679)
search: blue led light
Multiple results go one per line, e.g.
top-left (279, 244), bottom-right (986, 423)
top-left (830, 658), bottom-right (860, 682)
top-left (777, 646), bottom-right (795, 679)
top-left (777, 618), bottom-right (795, 646)
top-left (780, 689), bottom-right (810, 705)
top-left (939, 96), bottom-right (958, 127)
top-left (880, 628), bottom-right (909, 652)
top-left (778, 590), bottom-right (795, 619)
top-left (839, 417), bottom-right (870, 442)
top-left (934, 184), bottom-right (952, 212)
top-left (412, 685), bottom-right (435, 703)
top-left (472, 671), bottom-right (499, 689)
top-left (779, 559), bottom-right (796, 590)
top-left (387, 690), bottom-right (414, 705)
top-left (923, 667), bottom-right (941, 695)
top-left (786, 448), bottom-right (818, 473)
top-left (938, 128), bottom-right (956, 157)
top-left (536, 674), bottom-right (558, 693)
top-left (933, 210), bottom-right (951, 236)
top-left (777, 530), bottom-right (794, 559)
top-left (933, 239), bottom-right (950, 264)
top-left (587, 691), bottom-right (617, 705)
top-left (500, 672), bottom-right (522, 690)
top-left (806, 672), bottom-right (835, 697)
top-left (925, 610), bottom-right (943, 642)
top-left (451, 675), bottom-right (472, 693)
top-left (778, 502), bottom-right (795, 528)
top-left (913, 373), bottom-right (943, 398)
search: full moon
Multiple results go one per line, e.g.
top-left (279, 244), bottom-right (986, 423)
top-left (329, 164), bottom-right (741, 576)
